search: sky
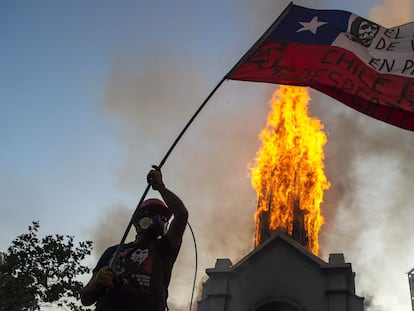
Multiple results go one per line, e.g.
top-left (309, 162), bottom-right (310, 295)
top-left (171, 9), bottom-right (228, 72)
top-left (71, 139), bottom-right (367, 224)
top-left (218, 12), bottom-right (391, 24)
top-left (1, 0), bottom-right (414, 310)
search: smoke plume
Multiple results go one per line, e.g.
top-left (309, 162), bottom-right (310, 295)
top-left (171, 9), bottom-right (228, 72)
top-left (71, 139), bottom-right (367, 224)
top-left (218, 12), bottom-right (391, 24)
top-left (89, 0), bottom-right (414, 310)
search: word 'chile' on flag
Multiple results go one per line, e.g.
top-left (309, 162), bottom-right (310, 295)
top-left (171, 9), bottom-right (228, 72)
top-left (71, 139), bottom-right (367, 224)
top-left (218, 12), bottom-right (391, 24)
top-left (227, 3), bottom-right (414, 131)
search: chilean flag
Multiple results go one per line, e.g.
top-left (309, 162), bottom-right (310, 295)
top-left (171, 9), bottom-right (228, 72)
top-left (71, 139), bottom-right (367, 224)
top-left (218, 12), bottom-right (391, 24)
top-left (226, 3), bottom-right (414, 131)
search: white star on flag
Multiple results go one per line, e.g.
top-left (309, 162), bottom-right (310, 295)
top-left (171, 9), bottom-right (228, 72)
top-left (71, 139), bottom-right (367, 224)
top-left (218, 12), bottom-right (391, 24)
top-left (297, 16), bottom-right (327, 34)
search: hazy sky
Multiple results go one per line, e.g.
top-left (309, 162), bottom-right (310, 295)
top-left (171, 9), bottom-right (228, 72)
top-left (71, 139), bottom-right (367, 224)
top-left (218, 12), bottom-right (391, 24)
top-left (1, 1), bottom-right (414, 310)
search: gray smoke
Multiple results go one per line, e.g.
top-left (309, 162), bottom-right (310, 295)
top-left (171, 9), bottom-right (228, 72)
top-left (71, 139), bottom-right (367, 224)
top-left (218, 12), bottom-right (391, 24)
top-left (313, 91), bottom-right (414, 310)
top-left (89, 0), bottom-right (414, 310)
top-left (90, 204), bottom-right (135, 258)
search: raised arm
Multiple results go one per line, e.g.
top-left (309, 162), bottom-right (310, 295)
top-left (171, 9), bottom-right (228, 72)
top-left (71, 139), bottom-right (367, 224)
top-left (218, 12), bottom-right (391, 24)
top-left (147, 166), bottom-right (188, 250)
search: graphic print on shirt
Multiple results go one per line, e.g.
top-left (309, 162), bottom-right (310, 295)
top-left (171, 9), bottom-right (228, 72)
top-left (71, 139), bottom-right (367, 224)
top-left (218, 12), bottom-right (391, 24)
top-left (130, 248), bottom-right (149, 266)
top-left (115, 245), bottom-right (154, 294)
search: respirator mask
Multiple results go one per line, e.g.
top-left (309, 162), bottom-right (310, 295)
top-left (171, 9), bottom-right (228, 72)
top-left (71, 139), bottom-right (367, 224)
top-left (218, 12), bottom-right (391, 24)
top-left (136, 212), bottom-right (169, 237)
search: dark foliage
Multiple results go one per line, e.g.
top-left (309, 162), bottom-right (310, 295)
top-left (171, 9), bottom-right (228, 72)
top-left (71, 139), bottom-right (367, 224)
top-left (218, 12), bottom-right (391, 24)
top-left (0, 221), bottom-right (93, 311)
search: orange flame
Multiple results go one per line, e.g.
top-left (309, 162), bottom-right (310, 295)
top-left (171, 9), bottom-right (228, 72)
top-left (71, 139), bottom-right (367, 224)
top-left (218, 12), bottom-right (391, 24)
top-left (249, 86), bottom-right (330, 255)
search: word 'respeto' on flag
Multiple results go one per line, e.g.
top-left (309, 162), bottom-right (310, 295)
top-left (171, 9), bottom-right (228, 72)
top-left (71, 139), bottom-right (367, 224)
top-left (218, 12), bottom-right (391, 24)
top-left (226, 3), bottom-right (414, 131)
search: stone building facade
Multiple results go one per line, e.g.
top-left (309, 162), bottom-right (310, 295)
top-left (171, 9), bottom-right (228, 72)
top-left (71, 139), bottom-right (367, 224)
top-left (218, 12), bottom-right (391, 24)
top-left (197, 231), bottom-right (364, 311)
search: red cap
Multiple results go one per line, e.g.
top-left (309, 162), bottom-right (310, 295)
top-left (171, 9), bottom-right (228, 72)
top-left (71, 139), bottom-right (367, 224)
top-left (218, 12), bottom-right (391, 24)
top-left (139, 198), bottom-right (172, 219)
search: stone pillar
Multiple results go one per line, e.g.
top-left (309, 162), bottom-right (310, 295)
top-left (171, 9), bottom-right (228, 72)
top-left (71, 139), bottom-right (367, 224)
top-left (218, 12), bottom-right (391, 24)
top-left (324, 253), bottom-right (363, 311)
top-left (197, 259), bottom-right (233, 311)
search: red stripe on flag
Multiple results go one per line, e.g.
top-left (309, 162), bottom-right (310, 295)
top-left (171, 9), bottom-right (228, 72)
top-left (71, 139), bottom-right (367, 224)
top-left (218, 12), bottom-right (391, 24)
top-left (228, 40), bottom-right (414, 130)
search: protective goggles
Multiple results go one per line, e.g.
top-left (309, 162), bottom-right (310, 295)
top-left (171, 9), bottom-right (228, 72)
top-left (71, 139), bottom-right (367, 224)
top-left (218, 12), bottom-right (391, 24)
top-left (136, 213), bottom-right (168, 230)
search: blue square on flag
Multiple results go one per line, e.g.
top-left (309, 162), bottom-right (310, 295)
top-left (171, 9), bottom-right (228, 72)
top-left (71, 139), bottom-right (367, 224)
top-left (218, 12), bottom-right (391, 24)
top-left (269, 6), bottom-right (350, 45)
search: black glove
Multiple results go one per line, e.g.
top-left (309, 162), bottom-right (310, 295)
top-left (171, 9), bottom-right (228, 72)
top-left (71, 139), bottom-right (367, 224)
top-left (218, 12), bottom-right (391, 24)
top-left (90, 266), bottom-right (118, 291)
top-left (147, 165), bottom-right (165, 190)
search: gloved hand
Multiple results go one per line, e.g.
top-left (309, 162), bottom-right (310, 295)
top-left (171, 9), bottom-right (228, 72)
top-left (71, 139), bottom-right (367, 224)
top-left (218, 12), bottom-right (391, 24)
top-left (90, 266), bottom-right (118, 291)
top-left (147, 165), bottom-right (165, 190)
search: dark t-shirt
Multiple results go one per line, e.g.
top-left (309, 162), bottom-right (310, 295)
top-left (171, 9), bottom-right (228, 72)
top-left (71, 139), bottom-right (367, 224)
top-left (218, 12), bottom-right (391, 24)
top-left (93, 236), bottom-right (180, 311)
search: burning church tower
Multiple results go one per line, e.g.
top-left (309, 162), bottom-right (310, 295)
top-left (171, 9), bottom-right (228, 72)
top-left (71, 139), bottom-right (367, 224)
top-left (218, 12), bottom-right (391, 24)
top-left (250, 86), bottom-right (329, 255)
top-left (197, 86), bottom-right (365, 311)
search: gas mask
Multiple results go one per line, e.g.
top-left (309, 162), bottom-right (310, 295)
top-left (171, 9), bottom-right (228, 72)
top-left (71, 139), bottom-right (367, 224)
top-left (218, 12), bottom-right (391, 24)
top-left (135, 213), bottom-right (169, 237)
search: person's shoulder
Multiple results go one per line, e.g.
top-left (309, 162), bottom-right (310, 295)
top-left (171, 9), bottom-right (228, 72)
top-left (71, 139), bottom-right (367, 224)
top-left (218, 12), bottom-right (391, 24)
top-left (99, 244), bottom-right (120, 257)
top-left (106, 244), bottom-right (120, 251)
top-left (93, 244), bottom-right (121, 271)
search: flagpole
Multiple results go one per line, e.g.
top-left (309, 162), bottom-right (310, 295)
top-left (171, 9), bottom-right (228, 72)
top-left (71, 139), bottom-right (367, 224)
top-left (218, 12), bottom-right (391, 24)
top-left (109, 77), bottom-right (226, 266)
top-left (225, 1), bottom-right (293, 78)
top-left (110, 2), bottom-right (294, 266)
